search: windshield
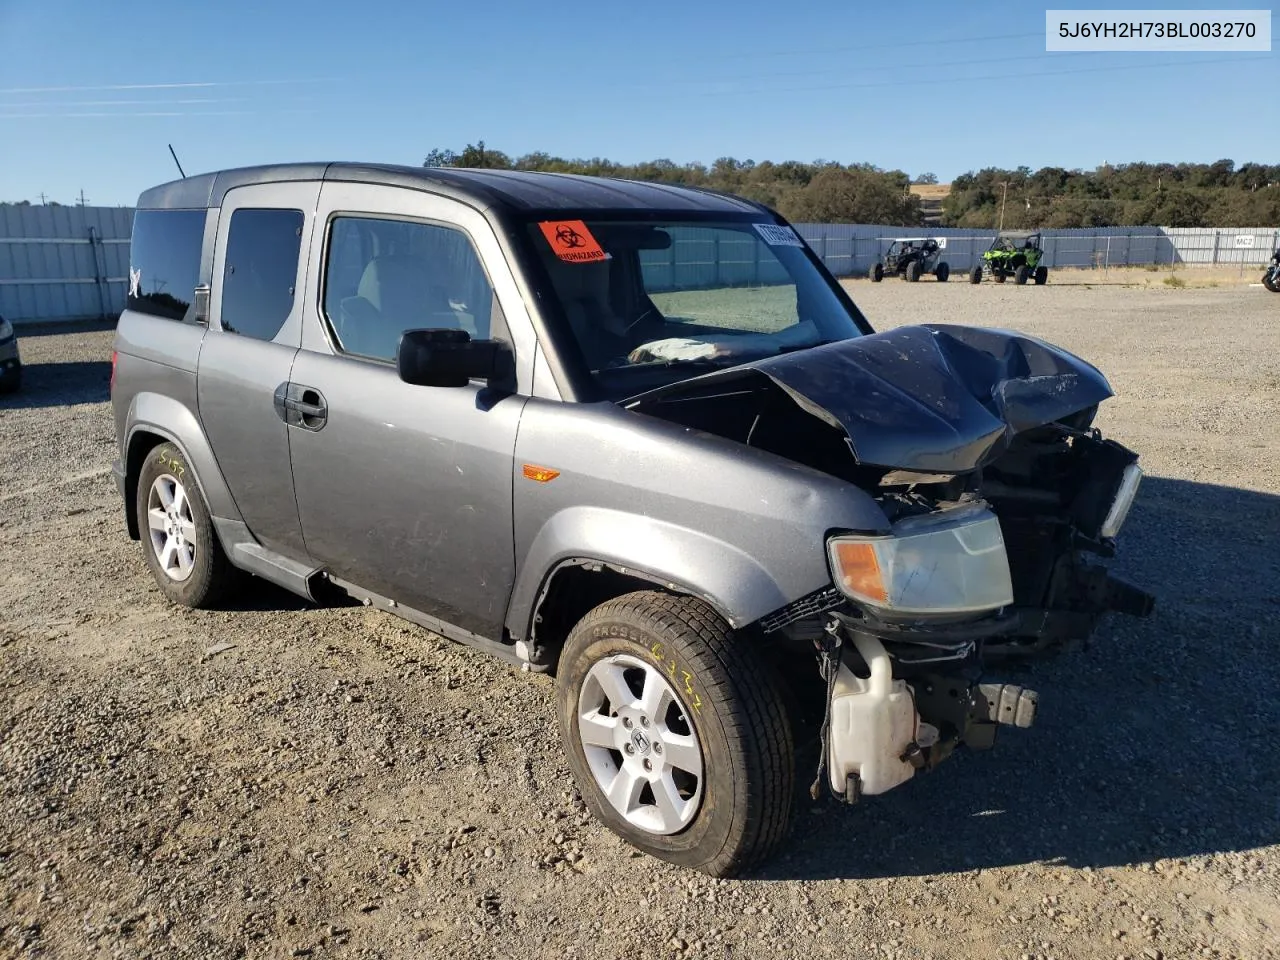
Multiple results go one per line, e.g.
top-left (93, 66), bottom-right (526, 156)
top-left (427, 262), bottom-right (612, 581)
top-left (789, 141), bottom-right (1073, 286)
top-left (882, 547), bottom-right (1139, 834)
top-left (527, 219), bottom-right (866, 397)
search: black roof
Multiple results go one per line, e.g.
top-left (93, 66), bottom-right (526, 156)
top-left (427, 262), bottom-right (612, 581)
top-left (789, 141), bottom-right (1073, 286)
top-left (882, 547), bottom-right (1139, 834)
top-left (136, 162), bottom-right (769, 217)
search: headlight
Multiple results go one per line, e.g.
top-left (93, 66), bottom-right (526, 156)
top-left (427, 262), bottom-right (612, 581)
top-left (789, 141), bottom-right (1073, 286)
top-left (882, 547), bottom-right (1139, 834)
top-left (1100, 463), bottom-right (1142, 539)
top-left (827, 502), bottom-right (1014, 618)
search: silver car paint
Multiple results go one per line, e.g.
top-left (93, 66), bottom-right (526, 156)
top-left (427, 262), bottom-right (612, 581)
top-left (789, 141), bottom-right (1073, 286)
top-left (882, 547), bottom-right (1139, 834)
top-left (196, 182), bottom-right (319, 558)
top-left (112, 314), bottom-right (251, 523)
top-left (505, 399), bottom-right (887, 638)
top-left (288, 350), bottom-right (526, 639)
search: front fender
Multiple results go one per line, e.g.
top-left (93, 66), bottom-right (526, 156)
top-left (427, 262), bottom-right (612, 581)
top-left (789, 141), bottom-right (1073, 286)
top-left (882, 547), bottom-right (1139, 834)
top-left (506, 506), bottom-right (829, 640)
top-left (126, 391), bottom-right (241, 522)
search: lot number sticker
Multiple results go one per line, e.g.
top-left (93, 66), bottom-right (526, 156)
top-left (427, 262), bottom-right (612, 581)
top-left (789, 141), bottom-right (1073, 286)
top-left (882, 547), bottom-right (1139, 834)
top-left (538, 220), bottom-right (607, 263)
top-left (753, 223), bottom-right (805, 247)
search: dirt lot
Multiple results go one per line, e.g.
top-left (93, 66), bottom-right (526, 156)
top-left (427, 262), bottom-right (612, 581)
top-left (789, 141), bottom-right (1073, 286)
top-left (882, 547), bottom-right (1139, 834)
top-left (2, 283), bottom-right (1278, 960)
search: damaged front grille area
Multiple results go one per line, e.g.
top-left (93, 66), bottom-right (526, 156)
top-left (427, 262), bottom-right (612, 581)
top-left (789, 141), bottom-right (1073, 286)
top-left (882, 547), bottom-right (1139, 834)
top-left (759, 585), bottom-right (844, 634)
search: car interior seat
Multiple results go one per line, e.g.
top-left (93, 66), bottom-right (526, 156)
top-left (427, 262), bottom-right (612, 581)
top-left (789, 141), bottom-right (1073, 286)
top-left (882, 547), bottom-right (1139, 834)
top-left (338, 254), bottom-right (464, 359)
top-left (552, 260), bottom-right (642, 370)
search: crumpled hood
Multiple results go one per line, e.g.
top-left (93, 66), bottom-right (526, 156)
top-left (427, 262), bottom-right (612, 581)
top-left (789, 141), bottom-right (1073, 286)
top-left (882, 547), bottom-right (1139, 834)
top-left (631, 324), bottom-right (1114, 473)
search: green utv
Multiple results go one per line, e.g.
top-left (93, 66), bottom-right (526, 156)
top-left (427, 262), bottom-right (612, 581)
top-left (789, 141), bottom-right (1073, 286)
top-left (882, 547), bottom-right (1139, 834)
top-left (970, 231), bottom-right (1048, 285)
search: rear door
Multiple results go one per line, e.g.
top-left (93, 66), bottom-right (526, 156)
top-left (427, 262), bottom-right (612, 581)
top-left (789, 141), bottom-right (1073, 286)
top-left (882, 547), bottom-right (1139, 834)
top-left (287, 183), bottom-right (531, 640)
top-left (197, 182), bottom-right (319, 557)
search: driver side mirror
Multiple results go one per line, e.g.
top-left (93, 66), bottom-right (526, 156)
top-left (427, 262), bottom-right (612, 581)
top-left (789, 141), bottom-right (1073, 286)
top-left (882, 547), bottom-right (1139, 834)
top-left (396, 328), bottom-right (513, 389)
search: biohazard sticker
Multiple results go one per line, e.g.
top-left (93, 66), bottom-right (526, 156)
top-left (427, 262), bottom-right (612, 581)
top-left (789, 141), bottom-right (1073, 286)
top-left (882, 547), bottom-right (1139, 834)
top-left (752, 223), bottom-right (805, 247)
top-left (538, 220), bottom-right (607, 263)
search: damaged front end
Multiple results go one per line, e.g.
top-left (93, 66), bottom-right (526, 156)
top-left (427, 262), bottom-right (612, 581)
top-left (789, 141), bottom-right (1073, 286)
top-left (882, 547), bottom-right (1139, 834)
top-left (626, 323), bottom-right (1155, 800)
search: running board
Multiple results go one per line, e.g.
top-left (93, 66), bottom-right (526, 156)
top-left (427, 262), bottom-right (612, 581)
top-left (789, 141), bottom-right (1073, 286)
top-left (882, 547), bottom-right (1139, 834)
top-left (323, 574), bottom-right (526, 669)
top-left (214, 518), bottom-right (323, 602)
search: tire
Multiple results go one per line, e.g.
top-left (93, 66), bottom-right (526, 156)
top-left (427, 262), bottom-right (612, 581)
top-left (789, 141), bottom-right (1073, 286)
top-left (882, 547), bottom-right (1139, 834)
top-left (995, 270), bottom-right (1007, 283)
top-left (969, 265), bottom-right (982, 284)
top-left (556, 591), bottom-right (794, 877)
top-left (1034, 265), bottom-right (1048, 285)
top-left (135, 442), bottom-right (237, 608)
top-left (1263, 270), bottom-right (1279, 293)
top-left (1014, 265), bottom-right (1030, 285)
top-left (905, 260), bottom-right (923, 282)
top-left (935, 262), bottom-right (950, 282)
top-left (870, 263), bottom-right (884, 282)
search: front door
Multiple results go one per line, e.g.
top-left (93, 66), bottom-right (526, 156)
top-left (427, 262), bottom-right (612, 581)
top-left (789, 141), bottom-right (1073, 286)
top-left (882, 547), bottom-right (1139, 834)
top-left (287, 185), bottom-right (527, 639)
top-left (197, 182), bottom-right (320, 558)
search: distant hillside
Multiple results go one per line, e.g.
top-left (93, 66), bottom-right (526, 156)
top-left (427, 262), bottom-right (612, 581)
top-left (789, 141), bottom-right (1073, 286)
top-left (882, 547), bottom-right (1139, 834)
top-left (910, 183), bottom-right (951, 227)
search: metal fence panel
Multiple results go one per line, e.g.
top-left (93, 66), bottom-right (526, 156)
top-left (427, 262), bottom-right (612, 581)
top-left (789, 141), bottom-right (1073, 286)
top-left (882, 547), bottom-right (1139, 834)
top-left (3, 204), bottom-right (1277, 323)
top-left (0, 204), bottom-right (133, 323)
top-left (793, 223), bottom-right (1279, 276)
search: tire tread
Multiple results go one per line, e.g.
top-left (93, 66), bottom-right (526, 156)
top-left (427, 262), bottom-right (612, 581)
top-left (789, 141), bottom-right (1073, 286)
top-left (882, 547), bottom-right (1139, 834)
top-left (567, 591), bottom-right (794, 876)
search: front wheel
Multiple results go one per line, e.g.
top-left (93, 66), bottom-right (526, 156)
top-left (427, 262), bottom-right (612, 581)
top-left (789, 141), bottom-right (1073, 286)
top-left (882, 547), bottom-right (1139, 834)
top-left (556, 591), bottom-right (794, 877)
top-left (1014, 265), bottom-right (1030, 285)
top-left (870, 262), bottom-right (884, 282)
top-left (969, 265), bottom-right (983, 284)
top-left (935, 261), bottom-right (950, 282)
top-left (905, 260), bottom-right (923, 282)
top-left (1034, 265), bottom-right (1048, 285)
top-left (1263, 270), bottom-right (1279, 293)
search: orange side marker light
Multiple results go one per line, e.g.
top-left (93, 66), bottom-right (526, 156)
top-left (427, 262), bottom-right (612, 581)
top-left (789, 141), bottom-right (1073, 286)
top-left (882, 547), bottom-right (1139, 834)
top-left (832, 541), bottom-right (888, 605)
top-left (522, 464), bottom-right (561, 483)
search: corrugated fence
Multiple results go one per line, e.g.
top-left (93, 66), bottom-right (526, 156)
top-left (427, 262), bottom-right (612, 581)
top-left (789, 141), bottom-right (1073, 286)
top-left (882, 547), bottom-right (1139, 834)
top-left (0, 204), bottom-right (132, 325)
top-left (1, 203), bottom-right (1276, 323)
top-left (793, 224), bottom-right (1280, 279)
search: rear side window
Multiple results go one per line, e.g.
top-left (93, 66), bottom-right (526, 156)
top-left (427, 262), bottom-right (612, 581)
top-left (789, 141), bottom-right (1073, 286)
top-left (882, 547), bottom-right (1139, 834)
top-left (220, 208), bottom-right (304, 342)
top-left (128, 209), bottom-right (206, 321)
top-left (321, 216), bottom-right (495, 363)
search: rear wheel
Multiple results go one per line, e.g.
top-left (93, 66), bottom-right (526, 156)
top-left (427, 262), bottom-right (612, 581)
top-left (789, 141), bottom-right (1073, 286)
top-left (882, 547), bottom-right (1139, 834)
top-left (969, 265), bottom-right (983, 284)
top-left (906, 260), bottom-right (923, 282)
top-left (1034, 265), bottom-right (1048, 285)
top-left (994, 269), bottom-right (1007, 283)
top-left (556, 591), bottom-right (794, 877)
top-left (135, 442), bottom-right (237, 608)
top-left (1262, 269), bottom-right (1279, 292)
top-left (935, 262), bottom-right (950, 282)
top-left (870, 263), bottom-right (884, 282)
top-left (1014, 265), bottom-right (1030, 285)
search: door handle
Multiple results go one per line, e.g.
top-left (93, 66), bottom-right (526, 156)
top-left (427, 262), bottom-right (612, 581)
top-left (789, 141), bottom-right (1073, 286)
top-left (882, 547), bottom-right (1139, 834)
top-left (287, 397), bottom-right (326, 419)
top-left (278, 383), bottom-right (328, 430)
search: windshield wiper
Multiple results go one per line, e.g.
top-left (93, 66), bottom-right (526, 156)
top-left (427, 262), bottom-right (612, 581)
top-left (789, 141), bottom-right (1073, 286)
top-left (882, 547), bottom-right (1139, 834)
top-left (775, 338), bottom-right (843, 355)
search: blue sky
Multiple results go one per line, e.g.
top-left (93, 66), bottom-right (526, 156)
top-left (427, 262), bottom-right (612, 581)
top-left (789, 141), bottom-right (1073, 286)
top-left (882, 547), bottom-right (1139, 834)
top-left (0, 0), bottom-right (1275, 205)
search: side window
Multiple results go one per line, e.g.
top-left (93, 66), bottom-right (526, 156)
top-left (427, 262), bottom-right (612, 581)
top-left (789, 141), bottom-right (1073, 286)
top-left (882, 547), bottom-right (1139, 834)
top-left (322, 216), bottom-right (495, 363)
top-left (220, 208), bottom-right (304, 341)
top-left (127, 209), bottom-right (206, 322)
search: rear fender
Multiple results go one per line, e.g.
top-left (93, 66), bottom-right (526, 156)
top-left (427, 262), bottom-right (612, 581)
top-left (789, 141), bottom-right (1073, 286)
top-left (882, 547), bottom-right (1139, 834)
top-left (124, 391), bottom-right (242, 528)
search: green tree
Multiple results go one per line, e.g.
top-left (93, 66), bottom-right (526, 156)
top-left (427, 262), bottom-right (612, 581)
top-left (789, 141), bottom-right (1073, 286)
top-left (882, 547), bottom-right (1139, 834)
top-left (423, 148), bottom-right (458, 168)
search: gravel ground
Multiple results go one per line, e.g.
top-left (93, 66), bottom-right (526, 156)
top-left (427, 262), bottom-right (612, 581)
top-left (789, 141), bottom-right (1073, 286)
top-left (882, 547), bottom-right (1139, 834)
top-left (1, 283), bottom-right (1278, 960)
